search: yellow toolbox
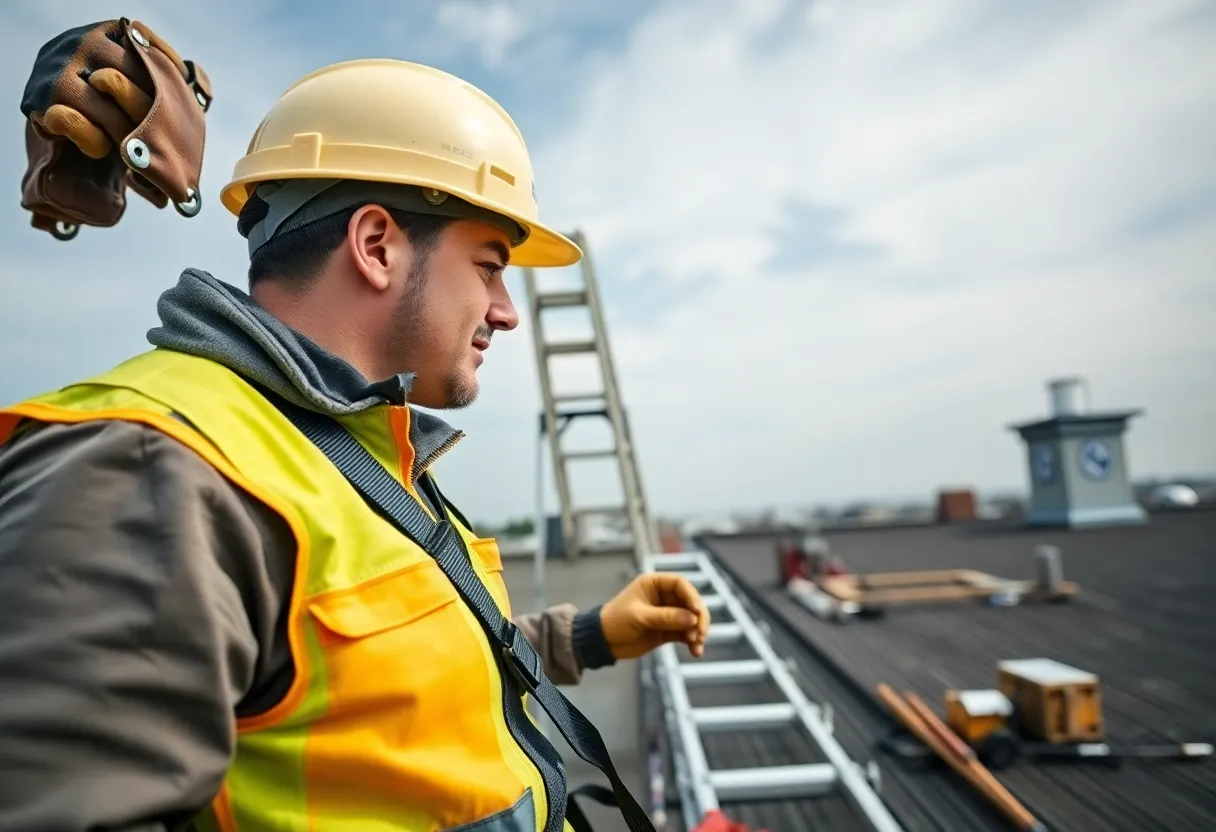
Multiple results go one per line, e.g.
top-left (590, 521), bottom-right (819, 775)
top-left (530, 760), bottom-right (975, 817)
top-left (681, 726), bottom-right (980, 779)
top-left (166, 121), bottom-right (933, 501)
top-left (997, 658), bottom-right (1104, 744)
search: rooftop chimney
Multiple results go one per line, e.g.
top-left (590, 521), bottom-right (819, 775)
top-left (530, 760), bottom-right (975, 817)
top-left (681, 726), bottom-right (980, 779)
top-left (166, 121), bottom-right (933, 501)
top-left (1047, 376), bottom-right (1088, 418)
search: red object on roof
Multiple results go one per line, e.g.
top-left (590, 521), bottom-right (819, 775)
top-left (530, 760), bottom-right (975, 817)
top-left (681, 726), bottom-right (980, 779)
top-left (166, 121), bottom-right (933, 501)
top-left (936, 489), bottom-right (978, 523)
top-left (691, 809), bottom-right (770, 832)
top-left (777, 543), bottom-right (810, 584)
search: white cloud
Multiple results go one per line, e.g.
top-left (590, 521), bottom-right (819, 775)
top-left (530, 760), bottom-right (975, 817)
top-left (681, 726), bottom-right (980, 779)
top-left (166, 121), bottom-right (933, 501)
top-left (433, 1), bottom-right (531, 69)
top-left (524, 0), bottom-right (1216, 516)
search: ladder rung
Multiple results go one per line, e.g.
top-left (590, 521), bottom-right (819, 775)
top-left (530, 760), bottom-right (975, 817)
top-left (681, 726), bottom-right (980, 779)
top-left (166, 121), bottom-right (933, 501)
top-left (704, 623), bottom-right (744, 646)
top-left (554, 408), bottom-right (608, 423)
top-left (646, 551), bottom-right (906, 832)
top-left (553, 392), bottom-right (605, 403)
top-left (702, 594), bottom-right (726, 612)
top-left (709, 764), bottom-right (838, 802)
top-left (646, 552), bottom-right (702, 570)
top-left (679, 660), bottom-right (767, 685)
top-left (691, 703), bottom-right (797, 733)
top-left (561, 449), bottom-right (617, 462)
top-left (545, 339), bottom-right (598, 356)
top-left (573, 505), bottom-right (626, 517)
top-left (537, 290), bottom-right (588, 309)
top-left (580, 541), bottom-right (636, 556)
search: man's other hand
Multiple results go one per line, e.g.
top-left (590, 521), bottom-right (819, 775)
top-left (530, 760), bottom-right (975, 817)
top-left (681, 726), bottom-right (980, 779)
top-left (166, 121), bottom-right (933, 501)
top-left (600, 572), bottom-right (711, 660)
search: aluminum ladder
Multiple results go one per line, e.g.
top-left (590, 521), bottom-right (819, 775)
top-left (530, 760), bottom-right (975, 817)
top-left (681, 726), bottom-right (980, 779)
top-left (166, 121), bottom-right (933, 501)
top-left (522, 229), bottom-right (658, 565)
top-left (643, 549), bottom-right (905, 832)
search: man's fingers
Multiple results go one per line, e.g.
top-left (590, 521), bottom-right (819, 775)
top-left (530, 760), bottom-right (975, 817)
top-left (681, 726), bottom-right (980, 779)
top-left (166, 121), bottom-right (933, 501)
top-left (647, 573), bottom-right (711, 643)
top-left (666, 574), bottom-right (711, 638)
top-left (89, 68), bottom-right (152, 125)
top-left (637, 604), bottom-right (699, 632)
top-left (651, 573), bottom-right (704, 613)
top-left (657, 629), bottom-right (702, 655)
top-left (40, 104), bottom-right (112, 159)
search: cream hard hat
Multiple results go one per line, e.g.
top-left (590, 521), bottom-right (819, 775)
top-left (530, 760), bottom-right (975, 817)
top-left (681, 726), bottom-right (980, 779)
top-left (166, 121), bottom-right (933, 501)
top-left (220, 58), bottom-right (580, 268)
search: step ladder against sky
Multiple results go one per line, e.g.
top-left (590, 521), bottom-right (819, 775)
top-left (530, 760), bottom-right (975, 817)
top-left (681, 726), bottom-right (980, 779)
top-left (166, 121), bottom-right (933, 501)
top-left (643, 550), bottom-right (905, 832)
top-left (522, 229), bottom-right (658, 566)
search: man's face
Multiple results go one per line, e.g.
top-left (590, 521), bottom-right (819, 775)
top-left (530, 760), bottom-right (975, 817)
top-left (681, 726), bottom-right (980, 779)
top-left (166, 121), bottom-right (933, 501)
top-left (388, 219), bottom-right (519, 409)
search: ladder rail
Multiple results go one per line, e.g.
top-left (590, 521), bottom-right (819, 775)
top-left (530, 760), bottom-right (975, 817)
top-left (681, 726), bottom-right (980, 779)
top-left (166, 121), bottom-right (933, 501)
top-left (569, 229), bottom-right (659, 562)
top-left (523, 267), bottom-right (579, 563)
top-left (521, 230), bottom-right (658, 565)
top-left (644, 550), bottom-right (905, 832)
top-left (649, 651), bottom-right (708, 832)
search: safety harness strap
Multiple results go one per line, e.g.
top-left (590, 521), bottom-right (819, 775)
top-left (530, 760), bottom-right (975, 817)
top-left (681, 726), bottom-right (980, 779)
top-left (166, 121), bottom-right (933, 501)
top-left (268, 391), bottom-right (656, 832)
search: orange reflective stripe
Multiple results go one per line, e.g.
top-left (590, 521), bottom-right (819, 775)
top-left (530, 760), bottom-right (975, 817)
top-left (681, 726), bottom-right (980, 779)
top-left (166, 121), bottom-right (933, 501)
top-left (387, 405), bottom-right (416, 489)
top-left (212, 782), bottom-right (239, 832)
top-left (0, 411), bottom-right (22, 444)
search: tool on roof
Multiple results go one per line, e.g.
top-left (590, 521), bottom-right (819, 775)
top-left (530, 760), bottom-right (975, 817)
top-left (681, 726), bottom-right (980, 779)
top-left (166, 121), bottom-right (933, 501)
top-left (689, 809), bottom-right (769, 832)
top-left (876, 683), bottom-right (1046, 832)
top-left (935, 658), bottom-right (1213, 771)
top-left (643, 549), bottom-right (904, 832)
top-left (19, 17), bottom-right (212, 241)
top-left (882, 655), bottom-right (1212, 790)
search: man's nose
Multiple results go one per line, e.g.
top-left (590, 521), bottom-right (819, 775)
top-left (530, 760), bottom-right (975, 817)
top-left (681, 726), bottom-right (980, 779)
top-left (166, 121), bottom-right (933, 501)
top-left (488, 281), bottom-right (519, 331)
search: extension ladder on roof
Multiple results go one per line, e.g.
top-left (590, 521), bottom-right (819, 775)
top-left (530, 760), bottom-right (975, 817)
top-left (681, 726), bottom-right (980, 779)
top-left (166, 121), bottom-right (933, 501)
top-left (522, 230), bottom-right (658, 566)
top-left (642, 550), bottom-right (905, 832)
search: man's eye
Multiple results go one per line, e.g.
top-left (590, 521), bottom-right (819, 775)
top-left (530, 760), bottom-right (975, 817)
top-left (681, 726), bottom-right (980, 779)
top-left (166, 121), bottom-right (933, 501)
top-left (479, 262), bottom-right (504, 280)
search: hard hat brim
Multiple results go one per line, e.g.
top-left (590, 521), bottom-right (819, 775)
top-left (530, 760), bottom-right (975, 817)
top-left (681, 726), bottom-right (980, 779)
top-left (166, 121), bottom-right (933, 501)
top-left (222, 173), bottom-right (581, 269)
top-left (510, 222), bottom-right (583, 268)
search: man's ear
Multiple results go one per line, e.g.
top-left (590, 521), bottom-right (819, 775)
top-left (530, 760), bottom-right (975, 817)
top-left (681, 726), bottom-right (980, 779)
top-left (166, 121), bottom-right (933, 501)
top-left (347, 204), bottom-right (400, 291)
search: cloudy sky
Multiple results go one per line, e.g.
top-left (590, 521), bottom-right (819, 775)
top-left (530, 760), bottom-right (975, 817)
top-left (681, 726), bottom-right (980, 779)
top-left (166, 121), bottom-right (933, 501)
top-left (2, 0), bottom-right (1213, 526)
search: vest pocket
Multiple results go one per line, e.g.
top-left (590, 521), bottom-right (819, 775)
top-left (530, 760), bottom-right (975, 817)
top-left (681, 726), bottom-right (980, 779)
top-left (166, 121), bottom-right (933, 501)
top-left (302, 556), bottom-right (536, 827)
top-left (308, 557), bottom-right (458, 640)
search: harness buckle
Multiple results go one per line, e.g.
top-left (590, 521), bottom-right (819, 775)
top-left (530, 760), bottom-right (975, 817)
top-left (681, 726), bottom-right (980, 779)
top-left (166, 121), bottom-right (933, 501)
top-left (501, 623), bottom-right (541, 693)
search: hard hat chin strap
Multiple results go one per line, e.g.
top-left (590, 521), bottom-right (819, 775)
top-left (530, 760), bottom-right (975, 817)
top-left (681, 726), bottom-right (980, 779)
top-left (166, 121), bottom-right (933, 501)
top-left (240, 178), bottom-right (529, 259)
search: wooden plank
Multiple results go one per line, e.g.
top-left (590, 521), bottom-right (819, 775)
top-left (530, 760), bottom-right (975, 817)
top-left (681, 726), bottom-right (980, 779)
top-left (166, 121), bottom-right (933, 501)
top-left (855, 569), bottom-right (982, 588)
top-left (877, 684), bottom-right (1045, 831)
top-left (823, 578), bottom-right (1078, 606)
top-left (854, 584), bottom-right (1002, 605)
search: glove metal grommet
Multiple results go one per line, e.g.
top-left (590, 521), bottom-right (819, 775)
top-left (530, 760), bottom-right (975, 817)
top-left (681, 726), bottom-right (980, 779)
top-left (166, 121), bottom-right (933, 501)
top-left (175, 187), bottom-right (202, 218)
top-left (52, 221), bottom-right (79, 241)
top-left (125, 138), bottom-right (151, 169)
top-left (129, 27), bottom-right (150, 47)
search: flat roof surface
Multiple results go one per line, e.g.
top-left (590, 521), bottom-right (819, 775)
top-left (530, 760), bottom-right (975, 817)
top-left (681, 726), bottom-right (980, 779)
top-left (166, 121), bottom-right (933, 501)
top-left (699, 509), bottom-right (1216, 832)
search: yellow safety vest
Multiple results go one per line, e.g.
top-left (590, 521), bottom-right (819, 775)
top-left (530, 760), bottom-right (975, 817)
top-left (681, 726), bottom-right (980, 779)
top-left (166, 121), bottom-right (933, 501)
top-left (0, 348), bottom-right (569, 832)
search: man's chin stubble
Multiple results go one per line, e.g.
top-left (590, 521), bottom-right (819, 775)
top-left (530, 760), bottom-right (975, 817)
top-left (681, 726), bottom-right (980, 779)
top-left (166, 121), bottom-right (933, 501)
top-left (443, 375), bottom-right (480, 410)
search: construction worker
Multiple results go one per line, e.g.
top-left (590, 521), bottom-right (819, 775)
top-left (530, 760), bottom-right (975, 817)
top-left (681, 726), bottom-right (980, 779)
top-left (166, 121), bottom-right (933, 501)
top-left (0, 20), bottom-right (710, 832)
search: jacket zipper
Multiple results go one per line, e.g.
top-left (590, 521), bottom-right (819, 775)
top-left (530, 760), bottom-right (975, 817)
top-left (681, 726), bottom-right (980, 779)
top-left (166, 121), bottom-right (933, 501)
top-left (414, 431), bottom-right (463, 484)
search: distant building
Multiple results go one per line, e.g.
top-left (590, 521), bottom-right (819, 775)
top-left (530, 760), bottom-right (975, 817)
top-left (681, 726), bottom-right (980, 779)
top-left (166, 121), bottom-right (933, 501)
top-left (1009, 377), bottom-right (1147, 528)
top-left (936, 489), bottom-right (978, 523)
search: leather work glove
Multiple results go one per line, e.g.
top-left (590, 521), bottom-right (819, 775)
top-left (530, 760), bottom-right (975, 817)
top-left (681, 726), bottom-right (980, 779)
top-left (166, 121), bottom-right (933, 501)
top-left (599, 572), bottom-right (711, 661)
top-left (19, 18), bottom-right (213, 241)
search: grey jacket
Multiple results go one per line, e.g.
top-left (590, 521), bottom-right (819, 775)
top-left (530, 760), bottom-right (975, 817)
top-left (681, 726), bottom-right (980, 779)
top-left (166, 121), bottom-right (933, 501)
top-left (0, 269), bottom-right (615, 832)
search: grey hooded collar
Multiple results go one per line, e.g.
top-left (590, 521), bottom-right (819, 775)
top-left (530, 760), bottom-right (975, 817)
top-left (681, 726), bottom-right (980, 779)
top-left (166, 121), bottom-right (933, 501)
top-left (146, 268), bottom-right (463, 479)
